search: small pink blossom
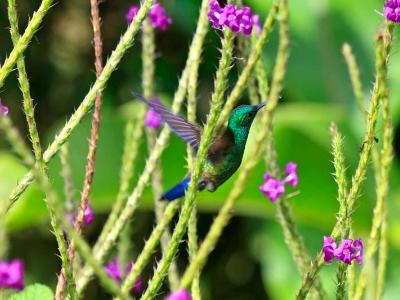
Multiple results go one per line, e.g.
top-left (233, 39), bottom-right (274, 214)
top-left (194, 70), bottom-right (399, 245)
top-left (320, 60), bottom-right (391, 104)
top-left (0, 99), bottom-right (9, 116)
top-left (0, 259), bottom-right (24, 291)
top-left (126, 2), bottom-right (172, 31)
top-left (259, 162), bottom-right (298, 203)
top-left (145, 107), bottom-right (162, 129)
top-left (166, 289), bottom-right (192, 300)
top-left (105, 258), bottom-right (143, 293)
top-left (322, 237), bottom-right (364, 265)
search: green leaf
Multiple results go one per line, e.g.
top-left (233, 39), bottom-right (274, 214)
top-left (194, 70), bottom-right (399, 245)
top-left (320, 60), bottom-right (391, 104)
top-left (9, 284), bottom-right (53, 300)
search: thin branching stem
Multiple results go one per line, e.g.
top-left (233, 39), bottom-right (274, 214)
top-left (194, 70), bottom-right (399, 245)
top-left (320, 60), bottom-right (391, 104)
top-left (296, 24), bottom-right (393, 300)
top-left (330, 123), bottom-right (350, 300)
top-left (142, 16), bottom-right (181, 289)
top-left (0, 0), bottom-right (54, 89)
top-left (76, 0), bottom-right (211, 291)
top-left (216, 0), bottom-right (280, 129)
top-left (140, 28), bottom-right (236, 300)
top-left (7, 0), bottom-right (155, 208)
top-left (354, 24), bottom-right (394, 300)
top-left (55, 0), bottom-right (105, 297)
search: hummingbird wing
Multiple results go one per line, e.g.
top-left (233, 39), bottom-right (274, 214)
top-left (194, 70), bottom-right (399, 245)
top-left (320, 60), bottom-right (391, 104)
top-left (134, 93), bottom-right (201, 152)
top-left (207, 128), bottom-right (235, 164)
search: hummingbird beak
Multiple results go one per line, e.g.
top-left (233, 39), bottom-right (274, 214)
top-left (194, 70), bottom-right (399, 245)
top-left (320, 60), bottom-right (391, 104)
top-left (255, 102), bottom-right (266, 111)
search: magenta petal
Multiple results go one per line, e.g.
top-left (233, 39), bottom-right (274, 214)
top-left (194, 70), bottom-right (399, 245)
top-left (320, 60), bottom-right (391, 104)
top-left (84, 202), bottom-right (95, 225)
top-left (384, 0), bottom-right (400, 22)
top-left (0, 99), bottom-right (9, 116)
top-left (125, 5), bottom-right (139, 24)
top-left (259, 178), bottom-right (285, 202)
top-left (149, 3), bottom-right (172, 31)
top-left (145, 107), bottom-right (162, 129)
top-left (0, 259), bottom-right (25, 291)
top-left (352, 239), bottom-right (363, 265)
top-left (166, 289), bottom-right (192, 300)
top-left (322, 236), bottom-right (336, 264)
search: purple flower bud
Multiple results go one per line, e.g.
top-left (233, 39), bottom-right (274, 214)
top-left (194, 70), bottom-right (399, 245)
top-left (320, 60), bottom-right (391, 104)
top-left (322, 236), bottom-right (336, 263)
top-left (322, 237), bottom-right (364, 265)
top-left (126, 5), bottom-right (139, 24)
top-left (283, 162), bottom-right (298, 187)
top-left (334, 239), bottom-right (354, 265)
top-left (384, 0), bottom-right (400, 22)
top-left (84, 202), bottom-right (95, 225)
top-left (0, 259), bottom-right (24, 291)
top-left (105, 258), bottom-right (144, 293)
top-left (208, 1), bottom-right (259, 36)
top-left (166, 289), bottom-right (192, 300)
top-left (149, 3), bottom-right (172, 31)
top-left (0, 99), bottom-right (9, 116)
top-left (145, 107), bottom-right (162, 129)
top-left (259, 173), bottom-right (285, 202)
top-left (353, 239), bottom-right (363, 265)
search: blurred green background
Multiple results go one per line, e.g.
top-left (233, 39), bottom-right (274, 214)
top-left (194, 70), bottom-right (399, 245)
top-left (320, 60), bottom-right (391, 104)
top-left (1, 0), bottom-right (400, 299)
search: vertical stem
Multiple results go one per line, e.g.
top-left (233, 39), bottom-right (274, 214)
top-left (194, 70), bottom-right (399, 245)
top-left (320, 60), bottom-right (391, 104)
top-left (76, 0), bottom-right (210, 291)
top-left (354, 25), bottom-right (393, 300)
top-left (56, 0), bottom-right (105, 297)
top-left (0, 0), bottom-right (54, 89)
top-left (0, 115), bottom-right (76, 300)
top-left (8, 0), bottom-right (155, 208)
top-left (296, 25), bottom-right (392, 300)
top-left (142, 17), bottom-right (180, 289)
top-left (141, 29), bottom-right (236, 300)
top-left (329, 124), bottom-right (350, 300)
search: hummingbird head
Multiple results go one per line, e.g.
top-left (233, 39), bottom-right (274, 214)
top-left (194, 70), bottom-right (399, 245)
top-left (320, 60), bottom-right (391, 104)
top-left (228, 102), bottom-right (266, 129)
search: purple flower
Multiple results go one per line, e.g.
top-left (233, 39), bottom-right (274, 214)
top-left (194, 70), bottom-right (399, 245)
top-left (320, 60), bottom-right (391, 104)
top-left (384, 0), bottom-right (400, 22)
top-left (322, 237), bottom-right (364, 265)
top-left (105, 258), bottom-right (143, 293)
top-left (259, 162), bottom-right (299, 203)
top-left (334, 239), bottom-right (354, 265)
top-left (84, 202), bottom-right (94, 225)
top-left (145, 107), bottom-right (162, 129)
top-left (125, 5), bottom-right (139, 24)
top-left (0, 99), bottom-right (9, 116)
top-left (259, 173), bottom-right (285, 202)
top-left (65, 201), bottom-right (95, 226)
top-left (253, 14), bottom-right (261, 35)
top-left (353, 239), bottom-right (363, 265)
top-left (166, 289), bottom-right (192, 300)
top-left (0, 259), bottom-right (24, 291)
top-left (283, 162), bottom-right (298, 187)
top-left (322, 236), bottom-right (337, 263)
top-left (208, 0), bottom-right (258, 35)
top-left (126, 2), bottom-right (172, 31)
top-left (149, 3), bottom-right (172, 31)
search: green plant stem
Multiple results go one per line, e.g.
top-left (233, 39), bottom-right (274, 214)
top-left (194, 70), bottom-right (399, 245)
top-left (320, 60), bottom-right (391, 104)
top-left (1, 114), bottom-right (135, 300)
top-left (118, 201), bottom-right (181, 297)
top-left (296, 26), bottom-right (392, 300)
top-left (0, 0), bottom-right (54, 89)
top-left (142, 17), bottom-right (180, 290)
top-left (342, 43), bottom-right (367, 118)
top-left (216, 0), bottom-right (280, 129)
top-left (140, 29), bottom-right (235, 300)
top-left (186, 8), bottom-right (203, 299)
top-left (376, 205), bottom-right (388, 300)
top-left (354, 26), bottom-right (393, 300)
top-left (0, 115), bottom-right (77, 300)
top-left (56, 0), bottom-right (105, 297)
top-left (76, 0), bottom-right (211, 291)
top-left (7, 0), bottom-right (155, 209)
top-left (59, 144), bottom-right (76, 204)
top-left (96, 115), bottom-right (145, 249)
top-left (179, 2), bottom-right (288, 288)
top-left (330, 124), bottom-right (350, 300)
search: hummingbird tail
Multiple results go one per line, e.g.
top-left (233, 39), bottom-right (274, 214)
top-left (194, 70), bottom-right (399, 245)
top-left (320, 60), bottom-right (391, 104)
top-left (161, 176), bottom-right (191, 201)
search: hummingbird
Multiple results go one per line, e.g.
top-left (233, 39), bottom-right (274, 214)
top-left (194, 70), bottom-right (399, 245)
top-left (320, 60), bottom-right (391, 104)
top-left (135, 94), bottom-right (266, 201)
